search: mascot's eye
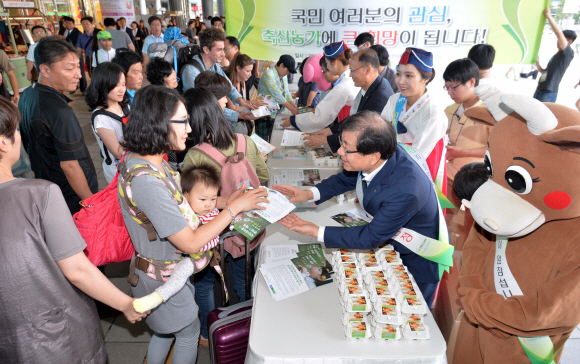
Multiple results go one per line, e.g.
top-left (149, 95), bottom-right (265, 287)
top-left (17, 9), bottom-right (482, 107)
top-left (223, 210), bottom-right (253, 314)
top-left (484, 150), bottom-right (493, 178)
top-left (505, 165), bottom-right (533, 195)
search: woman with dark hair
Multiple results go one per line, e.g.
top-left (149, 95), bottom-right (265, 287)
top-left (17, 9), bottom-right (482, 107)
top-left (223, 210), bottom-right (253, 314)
top-left (85, 62), bottom-right (130, 182)
top-left (194, 70), bottom-right (255, 135)
top-left (281, 42), bottom-right (358, 137)
top-left (380, 47), bottom-right (447, 182)
top-left (146, 58), bottom-right (178, 89)
top-left (139, 20), bottom-right (149, 36)
top-left (181, 87), bottom-right (269, 348)
top-left (131, 21), bottom-right (146, 54)
top-left (193, 70), bottom-right (231, 110)
top-left (91, 28), bottom-right (101, 56)
top-left (121, 85), bottom-right (267, 363)
top-left (0, 95), bottom-right (146, 364)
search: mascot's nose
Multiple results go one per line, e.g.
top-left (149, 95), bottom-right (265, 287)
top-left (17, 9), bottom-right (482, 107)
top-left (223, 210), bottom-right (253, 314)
top-left (469, 180), bottom-right (545, 238)
top-left (483, 218), bottom-right (499, 231)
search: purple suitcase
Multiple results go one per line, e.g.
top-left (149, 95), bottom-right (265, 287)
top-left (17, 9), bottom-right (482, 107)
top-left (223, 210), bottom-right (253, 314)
top-left (207, 299), bottom-right (253, 364)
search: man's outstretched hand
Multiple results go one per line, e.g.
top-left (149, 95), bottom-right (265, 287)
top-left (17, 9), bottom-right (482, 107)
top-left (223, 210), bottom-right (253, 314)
top-left (272, 184), bottom-right (313, 203)
top-left (278, 212), bottom-right (319, 238)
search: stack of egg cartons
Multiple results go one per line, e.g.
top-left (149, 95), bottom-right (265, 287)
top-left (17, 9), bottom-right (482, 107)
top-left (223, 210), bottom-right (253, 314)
top-left (332, 249), bottom-right (372, 340)
top-left (332, 246), bottom-right (430, 341)
top-left (310, 151), bottom-right (343, 167)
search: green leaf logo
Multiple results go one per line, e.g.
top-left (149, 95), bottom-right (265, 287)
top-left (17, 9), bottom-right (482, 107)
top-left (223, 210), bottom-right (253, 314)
top-left (237, 0), bottom-right (256, 43)
top-left (502, 0), bottom-right (529, 63)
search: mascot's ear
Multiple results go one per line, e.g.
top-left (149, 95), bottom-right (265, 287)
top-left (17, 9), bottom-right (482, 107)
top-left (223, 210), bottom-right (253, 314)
top-left (464, 106), bottom-right (496, 127)
top-left (539, 125), bottom-right (580, 153)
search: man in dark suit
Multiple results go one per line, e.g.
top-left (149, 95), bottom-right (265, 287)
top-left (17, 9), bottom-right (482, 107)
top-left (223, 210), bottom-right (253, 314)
top-left (118, 17), bottom-right (136, 44)
top-left (305, 48), bottom-right (394, 153)
top-left (276, 111), bottom-right (441, 306)
top-left (62, 16), bottom-right (86, 94)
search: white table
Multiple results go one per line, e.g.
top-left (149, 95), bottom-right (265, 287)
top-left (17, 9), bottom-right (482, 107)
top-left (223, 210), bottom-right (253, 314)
top-left (266, 167), bottom-right (341, 190)
top-left (246, 201), bottom-right (447, 364)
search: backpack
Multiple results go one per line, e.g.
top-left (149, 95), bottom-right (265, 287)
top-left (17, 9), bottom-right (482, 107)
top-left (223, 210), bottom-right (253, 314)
top-left (148, 40), bottom-right (184, 74)
top-left (192, 134), bottom-right (266, 258)
top-left (176, 45), bottom-right (203, 92)
top-left (91, 107), bottom-right (130, 166)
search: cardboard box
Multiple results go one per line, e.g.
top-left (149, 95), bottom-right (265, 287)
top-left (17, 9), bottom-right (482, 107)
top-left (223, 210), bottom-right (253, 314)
top-left (433, 257), bottom-right (464, 364)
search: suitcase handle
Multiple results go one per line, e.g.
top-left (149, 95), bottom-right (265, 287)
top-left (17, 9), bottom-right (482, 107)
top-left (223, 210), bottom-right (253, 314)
top-left (217, 298), bottom-right (254, 319)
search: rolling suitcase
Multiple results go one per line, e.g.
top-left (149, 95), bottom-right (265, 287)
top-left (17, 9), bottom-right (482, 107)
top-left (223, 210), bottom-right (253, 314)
top-left (207, 299), bottom-right (253, 364)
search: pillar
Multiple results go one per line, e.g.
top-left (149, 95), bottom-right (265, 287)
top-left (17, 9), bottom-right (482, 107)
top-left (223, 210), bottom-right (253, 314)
top-left (139, 0), bottom-right (147, 15)
top-left (216, 0), bottom-right (224, 16)
top-left (201, 0), bottom-right (213, 19)
top-left (155, 0), bottom-right (162, 12)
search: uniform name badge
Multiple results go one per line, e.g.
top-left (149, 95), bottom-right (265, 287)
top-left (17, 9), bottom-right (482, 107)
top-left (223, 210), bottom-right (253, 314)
top-left (494, 236), bottom-right (563, 364)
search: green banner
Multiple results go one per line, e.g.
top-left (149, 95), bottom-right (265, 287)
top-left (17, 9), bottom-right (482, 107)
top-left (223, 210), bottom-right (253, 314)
top-left (225, 0), bottom-right (550, 64)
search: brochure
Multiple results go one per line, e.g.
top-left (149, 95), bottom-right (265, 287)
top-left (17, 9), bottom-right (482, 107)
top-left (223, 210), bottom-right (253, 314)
top-left (273, 169), bottom-right (321, 186)
top-left (272, 148), bottom-right (307, 159)
top-left (260, 244), bottom-right (333, 300)
top-left (234, 189), bottom-right (296, 239)
top-left (260, 260), bottom-right (310, 301)
top-left (330, 208), bottom-right (372, 227)
top-left (250, 134), bottom-right (276, 157)
top-left (281, 130), bottom-right (308, 146)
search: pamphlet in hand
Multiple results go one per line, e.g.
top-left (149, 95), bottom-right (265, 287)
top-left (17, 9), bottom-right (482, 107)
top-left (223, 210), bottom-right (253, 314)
top-left (256, 94), bottom-right (280, 112)
top-left (250, 134), bottom-right (276, 157)
top-left (281, 130), bottom-right (308, 146)
top-left (273, 169), bottom-right (321, 186)
top-left (272, 148), bottom-right (307, 159)
top-left (234, 189), bottom-right (296, 239)
top-left (330, 207), bottom-right (372, 227)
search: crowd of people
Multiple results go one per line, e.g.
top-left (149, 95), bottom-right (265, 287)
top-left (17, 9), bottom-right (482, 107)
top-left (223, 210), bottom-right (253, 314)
top-left (1, 6), bottom-right (578, 364)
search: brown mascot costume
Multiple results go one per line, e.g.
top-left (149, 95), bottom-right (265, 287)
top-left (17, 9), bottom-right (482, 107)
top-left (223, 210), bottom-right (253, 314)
top-left (453, 84), bottom-right (580, 364)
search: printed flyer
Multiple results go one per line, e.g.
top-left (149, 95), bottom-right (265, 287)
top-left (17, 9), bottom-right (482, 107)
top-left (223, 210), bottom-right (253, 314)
top-left (273, 169), bottom-right (321, 186)
top-left (250, 134), bottom-right (276, 157)
top-left (234, 189), bottom-right (296, 239)
top-left (330, 207), bottom-right (372, 227)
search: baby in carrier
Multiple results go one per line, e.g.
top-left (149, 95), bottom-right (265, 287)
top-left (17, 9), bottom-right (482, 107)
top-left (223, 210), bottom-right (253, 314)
top-left (133, 164), bottom-right (222, 313)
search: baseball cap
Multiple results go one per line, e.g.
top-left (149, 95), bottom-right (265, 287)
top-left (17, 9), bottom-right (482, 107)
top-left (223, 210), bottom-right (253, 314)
top-left (97, 30), bottom-right (112, 40)
top-left (278, 54), bottom-right (297, 74)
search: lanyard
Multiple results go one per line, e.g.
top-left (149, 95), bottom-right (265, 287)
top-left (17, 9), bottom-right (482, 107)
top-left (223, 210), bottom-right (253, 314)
top-left (494, 236), bottom-right (563, 364)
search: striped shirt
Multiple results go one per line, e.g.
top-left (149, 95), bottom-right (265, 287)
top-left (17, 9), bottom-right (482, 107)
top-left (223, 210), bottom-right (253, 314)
top-left (197, 208), bottom-right (220, 252)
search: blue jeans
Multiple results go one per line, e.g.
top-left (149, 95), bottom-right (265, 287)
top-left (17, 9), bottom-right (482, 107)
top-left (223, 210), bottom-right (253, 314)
top-left (533, 89), bottom-right (558, 103)
top-left (193, 251), bottom-right (252, 339)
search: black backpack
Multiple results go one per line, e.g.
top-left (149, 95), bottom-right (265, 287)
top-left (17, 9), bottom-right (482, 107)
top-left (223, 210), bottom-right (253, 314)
top-left (91, 106), bottom-right (130, 165)
top-left (176, 44), bottom-right (205, 92)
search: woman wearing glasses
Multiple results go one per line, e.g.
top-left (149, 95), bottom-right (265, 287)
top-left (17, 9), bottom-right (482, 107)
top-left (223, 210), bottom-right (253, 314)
top-left (380, 47), bottom-right (447, 185)
top-left (120, 85), bottom-right (267, 362)
top-left (280, 41), bottom-right (359, 136)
